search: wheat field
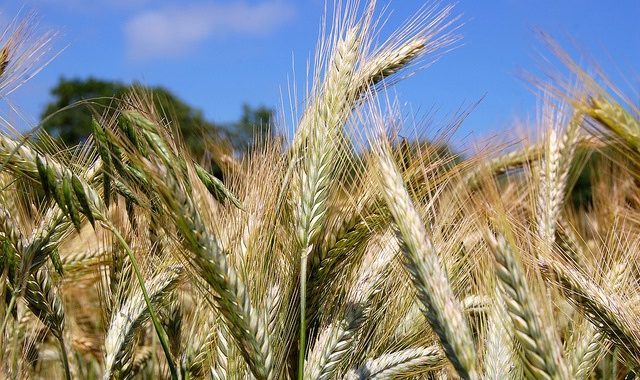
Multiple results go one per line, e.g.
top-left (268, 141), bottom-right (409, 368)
top-left (0, 1), bottom-right (638, 379)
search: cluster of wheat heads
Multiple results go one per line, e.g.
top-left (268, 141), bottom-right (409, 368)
top-left (0, 1), bottom-right (639, 379)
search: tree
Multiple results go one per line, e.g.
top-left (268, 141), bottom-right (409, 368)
top-left (228, 103), bottom-right (274, 151)
top-left (40, 77), bottom-right (272, 157)
top-left (42, 78), bottom-right (122, 144)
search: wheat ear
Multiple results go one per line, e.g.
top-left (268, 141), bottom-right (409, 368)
top-left (586, 96), bottom-right (640, 151)
top-left (129, 346), bottom-right (153, 378)
top-left (103, 265), bottom-right (182, 380)
top-left (211, 321), bottom-right (230, 380)
top-left (483, 288), bottom-right (516, 379)
top-left (306, 304), bottom-right (366, 380)
top-left (61, 246), bottom-right (105, 269)
top-left (23, 268), bottom-right (64, 339)
top-left (293, 24), bottom-right (362, 236)
top-left (109, 110), bottom-right (255, 379)
top-left (537, 110), bottom-right (583, 246)
top-left (147, 164), bottom-right (274, 380)
top-left (23, 267), bottom-right (71, 379)
top-left (309, 212), bottom-right (384, 320)
top-left (294, 26), bottom-right (363, 378)
top-left (307, 226), bottom-right (399, 379)
top-left (117, 110), bottom-right (242, 208)
top-left (355, 38), bottom-right (426, 94)
top-left (0, 134), bottom-right (105, 224)
top-left (345, 346), bottom-right (445, 380)
top-left (182, 309), bottom-right (217, 379)
top-left (113, 105), bottom-right (272, 379)
top-left (570, 322), bottom-right (607, 380)
top-left (540, 258), bottom-right (640, 368)
top-left (0, 206), bottom-right (23, 252)
top-left (568, 261), bottom-right (627, 379)
top-left (0, 134), bottom-right (105, 277)
top-left (22, 206), bottom-right (73, 276)
top-left (375, 139), bottom-right (478, 379)
top-left (487, 234), bottom-right (571, 380)
top-left (0, 42), bottom-right (9, 78)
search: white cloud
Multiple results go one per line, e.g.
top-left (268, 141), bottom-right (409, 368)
top-left (125, 1), bottom-right (295, 60)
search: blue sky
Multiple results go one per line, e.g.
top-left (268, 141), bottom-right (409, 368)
top-left (3, 0), bottom-right (639, 145)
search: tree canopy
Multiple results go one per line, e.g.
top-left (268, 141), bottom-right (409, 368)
top-left (40, 77), bottom-right (273, 157)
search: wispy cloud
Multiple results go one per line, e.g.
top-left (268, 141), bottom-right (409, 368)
top-left (125, 1), bottom-right (295, 61)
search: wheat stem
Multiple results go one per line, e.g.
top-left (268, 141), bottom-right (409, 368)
top-left (58, 335), bottom-right (71, 380)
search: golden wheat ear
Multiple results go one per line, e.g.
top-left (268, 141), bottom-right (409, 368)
top-left (0, 14), bottom-right (57, 98)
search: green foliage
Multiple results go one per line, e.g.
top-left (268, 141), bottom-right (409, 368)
top-left (229, 103), bottom-right (274, 151)
top-left (40, 77), bottom-right (273, 157)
